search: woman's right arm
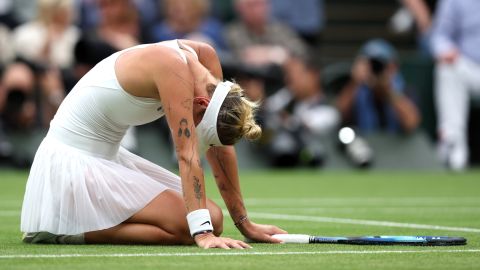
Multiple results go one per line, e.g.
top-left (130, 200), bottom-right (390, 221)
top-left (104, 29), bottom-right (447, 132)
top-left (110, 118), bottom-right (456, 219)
top-left (150, 47), bottom-right (206, 214)
top-left (147, 47), bottom-right (247, 249)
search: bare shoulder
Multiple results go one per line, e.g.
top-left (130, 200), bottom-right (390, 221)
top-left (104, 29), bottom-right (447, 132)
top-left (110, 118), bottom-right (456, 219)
top-left (115, 44), bottom-right (192, 98)
top-left (137, 44), bottom-right (189, 70)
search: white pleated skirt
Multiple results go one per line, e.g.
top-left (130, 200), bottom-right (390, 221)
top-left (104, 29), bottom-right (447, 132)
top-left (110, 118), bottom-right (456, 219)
top-left (20, 128), bottom-right (182, 235)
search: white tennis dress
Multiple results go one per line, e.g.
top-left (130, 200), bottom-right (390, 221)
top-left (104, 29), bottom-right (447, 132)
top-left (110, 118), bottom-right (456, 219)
top-left (21, 41), bottom-right (196, 235)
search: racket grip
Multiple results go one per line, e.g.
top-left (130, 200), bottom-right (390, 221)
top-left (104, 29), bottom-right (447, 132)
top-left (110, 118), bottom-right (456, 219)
top-left (271, 234), bottom-right (311, 244)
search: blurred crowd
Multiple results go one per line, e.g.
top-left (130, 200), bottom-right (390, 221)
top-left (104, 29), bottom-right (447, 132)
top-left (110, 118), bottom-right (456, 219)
top-left (0, 0), bottom-right (478, 171)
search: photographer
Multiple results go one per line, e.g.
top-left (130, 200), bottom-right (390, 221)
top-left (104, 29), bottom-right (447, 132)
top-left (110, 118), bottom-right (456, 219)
top-left (263, 54), bottom-right (340, 167)
top-left (336, 39), bottom-right (420, 135)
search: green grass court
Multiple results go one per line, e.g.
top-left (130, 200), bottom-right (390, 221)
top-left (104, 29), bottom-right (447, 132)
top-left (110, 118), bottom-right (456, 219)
top-left (1, 169), bottom-right (479, 269)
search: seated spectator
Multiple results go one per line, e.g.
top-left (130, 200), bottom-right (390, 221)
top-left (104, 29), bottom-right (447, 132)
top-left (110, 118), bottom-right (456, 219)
top-left (262, 54), bottom-right (340, 167)
top-left (86, 0), bottom-right (141, 51)
top-left (77, 0), bottom-right (159, 38)
top-left (336, 39), bottom-right (420, 135)
top-left (148, 0), bottom-right (226, 51)
top-left (11, 0), bottom-right (80, 69)
top-left (224, 0), bottom-right (307, 67)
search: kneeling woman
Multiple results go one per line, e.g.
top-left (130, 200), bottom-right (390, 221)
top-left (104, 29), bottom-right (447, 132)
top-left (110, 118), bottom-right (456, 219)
top-left (21, 39), bottom-right (286, 249)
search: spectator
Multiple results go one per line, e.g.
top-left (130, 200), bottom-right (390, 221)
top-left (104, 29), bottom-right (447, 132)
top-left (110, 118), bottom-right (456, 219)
top-left (148, 0), bottom-right (226, 51)
top-left (224, 0), bottom-right (307, 67)
top-left (12, 0), bottom-right (80, 69)
top-left (0, 62), bottom-right (37, 131)
top-left (336, 39), bottom-right (420, 135)
top-left (87, 0), bottom-right (141, 51)
top-left (2, 61), bottom-right (65, 129)
top-left (430, 0), bottom-right (480, 171)
top-left (77, 0), bottom-right (159, 40)
top-left (262, 54), bottom-right (340, 167)
top-left (270, 0), bottom-right (325, 46)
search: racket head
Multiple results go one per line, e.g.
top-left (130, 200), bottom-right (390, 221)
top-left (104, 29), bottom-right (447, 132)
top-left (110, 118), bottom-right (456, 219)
top-left (312, 236), bottom-right (467, 246)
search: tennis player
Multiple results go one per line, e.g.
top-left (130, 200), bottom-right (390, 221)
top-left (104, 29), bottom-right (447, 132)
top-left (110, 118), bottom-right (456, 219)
top-left (20, 39), bottom-right (287, 249)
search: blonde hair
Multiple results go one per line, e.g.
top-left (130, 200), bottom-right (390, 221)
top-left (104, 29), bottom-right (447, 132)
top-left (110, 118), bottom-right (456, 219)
top-left (217, 83), bottom-right (262, 145)
top-left (37, 0), bottom-right (74, 24)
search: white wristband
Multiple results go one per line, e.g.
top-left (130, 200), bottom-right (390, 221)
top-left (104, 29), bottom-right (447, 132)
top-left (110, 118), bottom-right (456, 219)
top-left (186, 209), bottom-right (214, 237)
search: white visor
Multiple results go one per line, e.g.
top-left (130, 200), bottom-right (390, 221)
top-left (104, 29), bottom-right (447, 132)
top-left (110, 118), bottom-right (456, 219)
top-left (196, 81), bottom-right (234, 153)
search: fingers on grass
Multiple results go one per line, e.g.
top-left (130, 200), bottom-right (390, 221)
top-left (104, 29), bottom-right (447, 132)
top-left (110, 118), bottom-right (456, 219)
top-left (228, 241), bottom-right (244, 249)
top-left (220, 242), bottom-right (231, 249)
top-left (238, 241), bottom-right (252, 249)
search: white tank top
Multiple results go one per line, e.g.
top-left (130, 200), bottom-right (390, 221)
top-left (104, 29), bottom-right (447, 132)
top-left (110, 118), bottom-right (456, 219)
top-left (48, 40), bottom-right (198, 158)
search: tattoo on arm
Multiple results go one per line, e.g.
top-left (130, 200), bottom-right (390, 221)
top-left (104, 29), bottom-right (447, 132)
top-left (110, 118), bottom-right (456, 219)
top-left (212, 148), bottom-right (246, 218)
top-left (193, 176), bottom-right (203, 204)
top-left (214, 148), bottom-right (230, 181)
top-left (178, 118), bottom-right (191, 138)
top-left (181, 99), bottom-right (192, 110)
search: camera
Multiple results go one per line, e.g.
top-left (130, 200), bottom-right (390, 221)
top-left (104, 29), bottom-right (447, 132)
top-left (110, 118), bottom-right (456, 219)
top-left (338, 127), bottom-right (373, 168)
top-left (368, 57), bottom-right (386, 75)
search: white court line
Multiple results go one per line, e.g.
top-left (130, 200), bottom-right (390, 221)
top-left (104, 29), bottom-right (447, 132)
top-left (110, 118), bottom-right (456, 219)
top-left (248, 212), bottom-right (480, 233)
top-left (1, 249), bottom-right (479, 259)
top-left (244, 197), bottom-right (480, 206)
top-left (251, 207), bottom-right (480, 212)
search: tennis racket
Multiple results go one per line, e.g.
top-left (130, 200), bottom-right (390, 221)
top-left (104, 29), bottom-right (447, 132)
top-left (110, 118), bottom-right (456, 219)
top-left (271, 234), bottom-right (467, 246)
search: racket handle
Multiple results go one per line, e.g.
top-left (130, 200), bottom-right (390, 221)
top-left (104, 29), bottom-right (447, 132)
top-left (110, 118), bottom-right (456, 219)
top-left (271, 234), bottom-right (311, 243)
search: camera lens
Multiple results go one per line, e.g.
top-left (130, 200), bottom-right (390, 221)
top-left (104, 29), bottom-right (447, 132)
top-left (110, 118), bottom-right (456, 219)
top-left (369, 58), bottom-right (385, 75)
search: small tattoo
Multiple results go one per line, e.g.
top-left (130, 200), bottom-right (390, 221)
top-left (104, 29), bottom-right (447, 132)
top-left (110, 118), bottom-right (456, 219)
top-left (178, 118), bottom-right (190, 138)
top-left (193, 176), bottom-right (202, 202)
top-left (215, 148), bottom-right (230, 181)
top-left (181, 99), bottom-right (192, 110)
top-left (218, 182), bottom-right (228, 192)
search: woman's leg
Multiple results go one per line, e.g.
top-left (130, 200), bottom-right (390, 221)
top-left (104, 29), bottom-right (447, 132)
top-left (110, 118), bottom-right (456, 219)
top-left (84, 190), bottom-right (224, 245)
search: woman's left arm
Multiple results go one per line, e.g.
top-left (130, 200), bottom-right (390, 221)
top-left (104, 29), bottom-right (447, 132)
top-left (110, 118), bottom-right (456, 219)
top-left (206, 146), bottom-right (287, 243)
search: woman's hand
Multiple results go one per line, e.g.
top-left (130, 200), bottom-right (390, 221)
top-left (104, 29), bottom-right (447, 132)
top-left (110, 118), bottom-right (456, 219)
top-left (238, 220), bottom-right (288, 243)
top-left (194, 232), bottom-right (252, 249)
